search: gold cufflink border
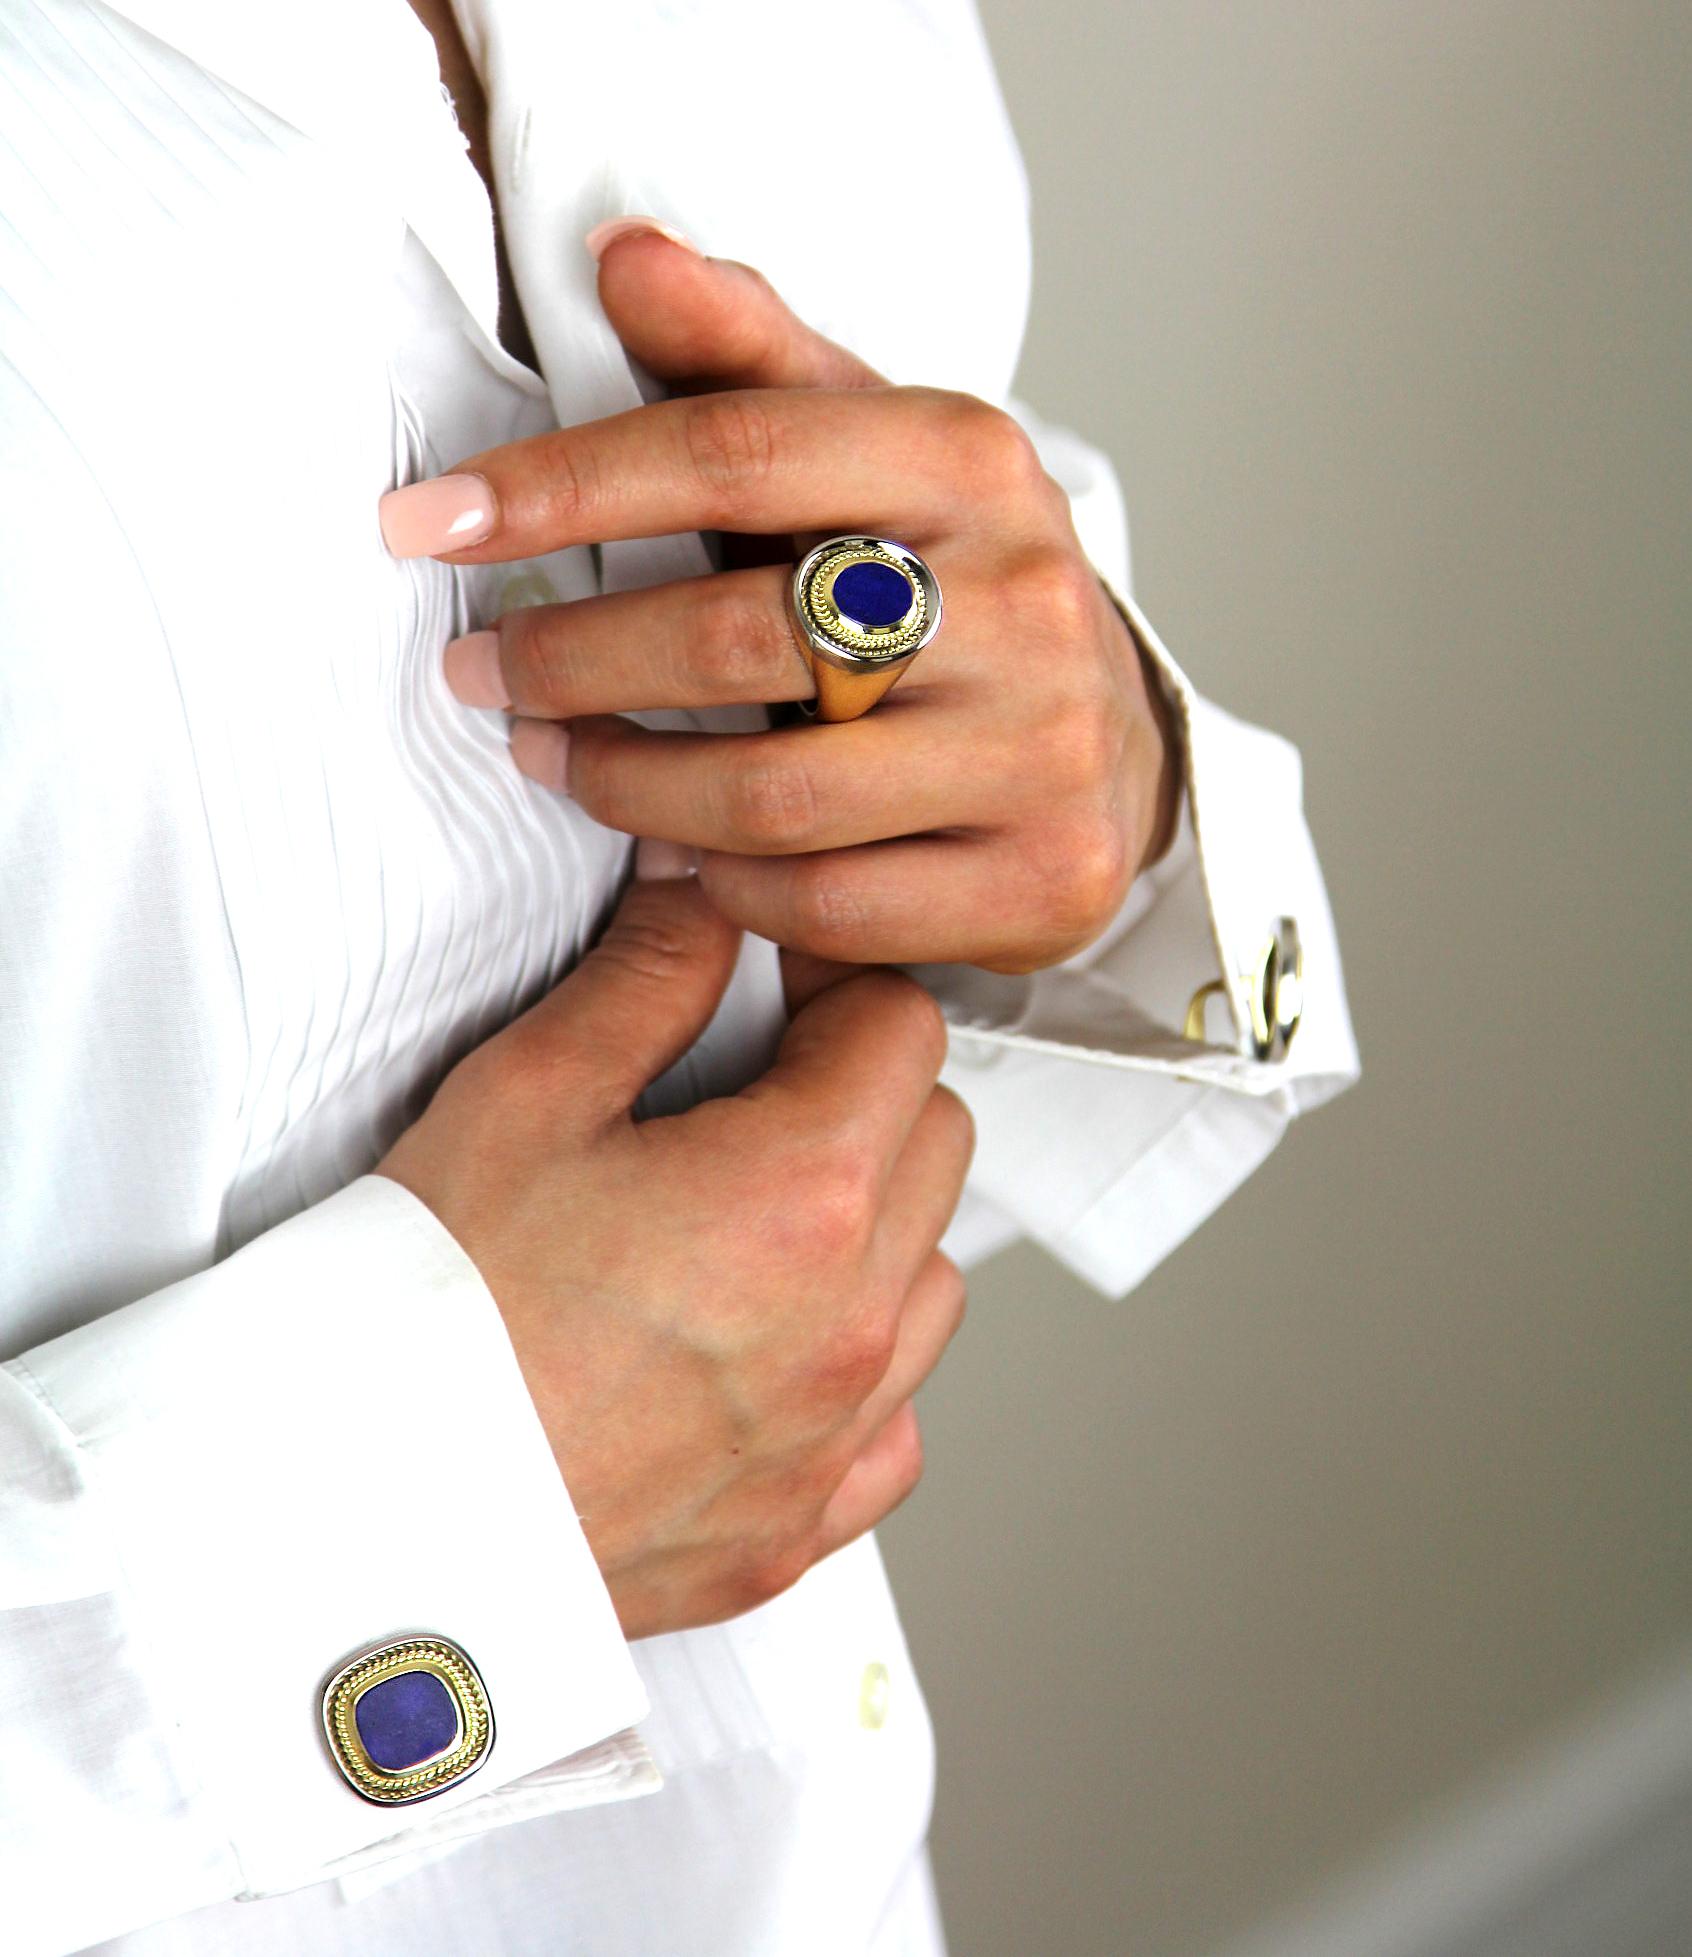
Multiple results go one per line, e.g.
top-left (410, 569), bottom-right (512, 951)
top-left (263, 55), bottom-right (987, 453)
top-left (320, 1634), bottom-right (494, 1806)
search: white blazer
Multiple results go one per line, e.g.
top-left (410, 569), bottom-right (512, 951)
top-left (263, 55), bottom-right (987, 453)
top-left (0, 1), bottom-right (1359, 1952)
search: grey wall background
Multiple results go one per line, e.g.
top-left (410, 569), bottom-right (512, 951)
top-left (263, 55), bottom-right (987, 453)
top-left (879, 4), bottom-right (1691, 1953)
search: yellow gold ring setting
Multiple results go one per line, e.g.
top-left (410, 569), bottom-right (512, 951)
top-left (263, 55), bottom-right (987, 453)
top-left (786, 535), bottom-right (943, 723)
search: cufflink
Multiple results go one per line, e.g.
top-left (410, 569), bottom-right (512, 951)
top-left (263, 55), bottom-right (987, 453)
top-left (320, 1634), bottom-right (494, 1804)
top-left (1183, 916), bottom-right (1304, 1059)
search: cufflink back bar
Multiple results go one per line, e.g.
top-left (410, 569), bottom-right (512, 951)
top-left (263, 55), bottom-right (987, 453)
top-left (321, 1634), bottom-right (494, 1804)
top-left (1182, 916), bottom-right (1304, 1059)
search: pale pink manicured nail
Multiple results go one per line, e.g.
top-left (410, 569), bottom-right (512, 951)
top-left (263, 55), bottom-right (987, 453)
top-left (585, 214), bottom-right (701, 262)
top-left (443, 630), bottom-right (510, 708)
top-left (509, 718), bottom-right (571, 794)
top-left (634, 837), bottom-right (699, 881)
top-left (378, 474), bottom-right (497, 557)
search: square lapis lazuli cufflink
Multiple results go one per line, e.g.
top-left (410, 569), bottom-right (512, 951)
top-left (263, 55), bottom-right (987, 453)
top-left (321, 1635), bottom-right (494, 1804)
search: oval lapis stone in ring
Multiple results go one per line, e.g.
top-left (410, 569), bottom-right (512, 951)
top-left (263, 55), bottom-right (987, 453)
top-left (786, 534), bottom-right (943, 719)
top-left (830, 559), bottom-right (915, 631)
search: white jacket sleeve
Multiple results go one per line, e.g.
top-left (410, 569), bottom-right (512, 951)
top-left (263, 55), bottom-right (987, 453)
top-left (932, 400), bottom-right (1360, 1294)
top-left (0, 1178), bottom-right (658, 1957)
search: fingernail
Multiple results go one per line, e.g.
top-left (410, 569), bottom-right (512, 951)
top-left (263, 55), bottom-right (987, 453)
top-left (443, 630), bottom-right (510, 708)
top-left (378, 473), bottom-right (497, 557)
top-left (634, 838), bottom-right (700, 881)
top-left (585, 214), bottom-right (701, 262)
top-left (509, 718), bottom-right (571, 794)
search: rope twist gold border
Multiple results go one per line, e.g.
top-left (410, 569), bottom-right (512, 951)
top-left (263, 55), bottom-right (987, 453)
top-left (800, 544), bottom-right (928, 659)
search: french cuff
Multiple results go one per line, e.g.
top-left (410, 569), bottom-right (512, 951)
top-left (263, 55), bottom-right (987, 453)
top-left (12, 1174), bottom-right (656, 1900)
top-left (938, 1045), bottom-right (1301, 1297)
top-left (915, 583), bottom-right (1359, 1107)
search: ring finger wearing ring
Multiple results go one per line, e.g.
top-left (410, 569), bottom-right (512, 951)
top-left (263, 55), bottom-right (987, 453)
top-left (462, 549), bottom-right (952, 723)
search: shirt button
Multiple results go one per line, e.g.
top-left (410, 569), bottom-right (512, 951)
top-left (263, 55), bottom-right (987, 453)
top-left (496, 571), bottom-right (559, 613)
top-left (859, 1660), bottom-right (891, 1731)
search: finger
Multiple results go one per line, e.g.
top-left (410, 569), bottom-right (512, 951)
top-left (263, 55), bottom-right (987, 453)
top-left (378, 385), bottom-right (1048, 562)
top-left (593, 224), bottom-right (885, 391)
top-left (846, 1250), bottom-right (968, 1448)
top-left (872, 1085), bottom-right (977, 1287)
top-left (502, 873), bottom-right (742, 1125)
top-left (743, 969), bottom-right (947, 1179)
top-left (700, 833), bottom-right (1082, 971)
top-left (480, 564), bottom-right (811, 717)
top-left (815, 1402), bottom-right (925, 1554)
top-left (549, 710), bottom-right (1008, 857)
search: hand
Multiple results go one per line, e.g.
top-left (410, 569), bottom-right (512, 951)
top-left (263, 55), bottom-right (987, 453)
top-left (379, 223), bottom-right (1180, 975)
top-left (376, 869), bottom-right (973, 1639)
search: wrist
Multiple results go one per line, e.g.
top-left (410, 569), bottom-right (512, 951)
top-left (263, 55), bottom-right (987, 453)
top-left (1137, 649), bottom-right (1182, 873)
top-left (1102, 577), bottom-right (1183, 874)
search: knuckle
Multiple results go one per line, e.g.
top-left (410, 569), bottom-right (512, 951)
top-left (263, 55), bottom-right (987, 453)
top-left (930, 1084), bottom-right (978, 1166)
top-left (1023, 810), bottom-right (1130, 949)
top-left (721, 755), bottom-right (820, 852)
top-left (785, 857), bottom-right (873, 957)
top-left (863, 972), bottom-right (948, 1075)
top-left (591, 893), bottom-right (700, 983)
top-left (744, 1192), bottom-right (835, 1276)
top-left (811, 1311), bottom-right (898, 1409)
top-left (939, 391), bottom-right (1043, 491)
top-left (561, 731), bottom-right (631, 830)
top-left (883, 1413), bottom-right (925, 1509)
top-left (721, 266), bottom-right (788, 362)
top-left (934, 1253), bottom-right (969, 1328)
top-left (537, 433), bottom-right (605, 529)
top-left (734, 262), bottom-right (781, 309)
top-left (1066, 814), bottom-right (1132, 925)
top-left (1013, 545), bottom-right (1101, 642)
top-left (695, 581), bottom-right (789, 697)
top-left (683, 391), bottom-right (779, 504)
top-left (501, 607), bottom-right (576, 712)
top-left (477, 1012), bottom-right (582, 1120)
top-left (800, 1159), bottom-right (879, 1260)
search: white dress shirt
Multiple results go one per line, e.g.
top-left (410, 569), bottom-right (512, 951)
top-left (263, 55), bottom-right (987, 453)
top-left (0, 1), bottom-right (1359, 1952)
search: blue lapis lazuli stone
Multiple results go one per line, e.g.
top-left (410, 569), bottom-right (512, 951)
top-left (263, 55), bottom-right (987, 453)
top-left (832, 560), bottom-right (913, 629)
top-left (354, 1670), bottom-right (461, 1773)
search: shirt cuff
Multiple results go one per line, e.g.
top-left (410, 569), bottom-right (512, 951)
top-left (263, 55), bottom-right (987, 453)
top-left (915, 588), bottom-right (1359, 1106)
top-left (913, 589), bottom-right (1358, 1295)
top-left (11, 1173), bottom-right (654, 1905)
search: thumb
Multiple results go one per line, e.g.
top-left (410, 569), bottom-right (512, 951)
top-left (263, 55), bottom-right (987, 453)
top-left (778, 946), bottom-right (859, 1017)
top-left (504, 859), bottom-right (743, 1127)
top-left (586, 216), bottom-right (885, 391)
